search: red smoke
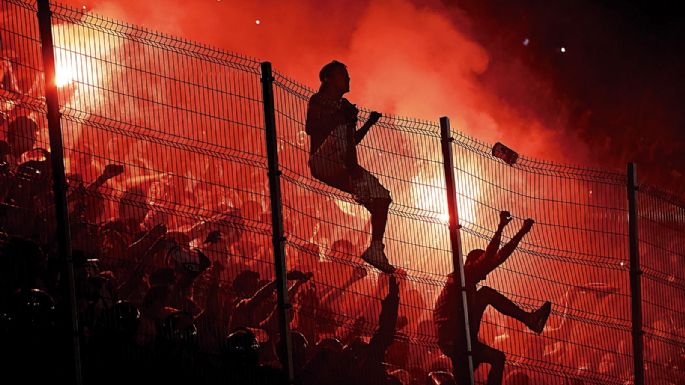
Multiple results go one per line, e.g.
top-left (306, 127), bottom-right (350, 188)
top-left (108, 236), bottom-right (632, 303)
top-left (65, 0), bottom-right (590, 164)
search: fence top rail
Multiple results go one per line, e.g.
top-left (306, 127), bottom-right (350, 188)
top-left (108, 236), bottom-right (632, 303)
top-left (42, 0), bottom-right (262, 74)
top-left (638, 183), bottom-right (685, 210)
top-left (451, 130), bottom-right (629, 183)
top-left (5, 0), bottom-right (36, 10)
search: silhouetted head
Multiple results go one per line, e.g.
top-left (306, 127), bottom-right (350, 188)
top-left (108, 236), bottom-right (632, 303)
top-left (465, 248), bottom-right (486, 281)
top-left (167, 246), bottom-right (211, 284)
top-left (15, 157), bottom-right (51, 184)
top-left (316, 337), bottom-right (344, 355)
top-left (110, 300), bottom-right (141, 338)
top-left (466, 249), bottom-right (485, 265)
top-left (319, 60), bottom-right (350, 95)
top-left (278, 331), bottom-right (309, 373)
top-left (10, 288), bottom-right (56, 333)
top-left (308, 337), bottom-right (347, 380)
top-left (344, 336), bottom-right (369, 362)
top-left (223, 328), bottom-right (260, 367)
top-left (6, 116), bottom-right (37, 158)
top-left (159, 311), bottom-right (198, 349)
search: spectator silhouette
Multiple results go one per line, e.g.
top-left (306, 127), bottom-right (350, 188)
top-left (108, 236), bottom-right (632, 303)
top-left (228, 270), bottom-right (311, 331)
top-left (221, 328), bottom-right (285, 385)
top-left (305, 60), bottom-right (393, 273)
top-left (434, 211), bottom-right (552, 385)
top-left (348, 275), bottom-right (400, 385)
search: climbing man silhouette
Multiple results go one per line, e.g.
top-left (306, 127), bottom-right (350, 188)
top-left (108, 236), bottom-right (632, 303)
top-left (305, 60), bottom-right (394, 273)
top-left (434, 211), bottom-right (552, 385)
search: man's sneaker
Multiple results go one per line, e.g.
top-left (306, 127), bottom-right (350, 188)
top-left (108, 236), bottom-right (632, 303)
top-left (361, 241), bottom-right (395, 274)
top-left (528, 301), bottom-right (552, 334)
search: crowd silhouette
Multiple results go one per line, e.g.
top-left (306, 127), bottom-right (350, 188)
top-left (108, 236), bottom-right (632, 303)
top-left (1, 47), bottom-right (683, 385)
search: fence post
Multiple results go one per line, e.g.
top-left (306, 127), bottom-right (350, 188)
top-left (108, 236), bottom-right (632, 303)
top-left (627, 162), bottom-right (644, 385)
top-left (260, 61), bottom-right (294, 384)
top-left (439, 117), bottom-right (474, 385)
top-left (36, 2), bottom-right (82, 384)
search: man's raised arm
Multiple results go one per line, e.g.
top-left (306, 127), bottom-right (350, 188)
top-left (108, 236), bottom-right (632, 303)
top-left (494, 218), bottom-right (534, 267)
top-left (483, 211), bottom-right (511, 262)
top-left (367, 275), bottom-right (400, 362)
top-left (354, 111), bottom-right (382, 144)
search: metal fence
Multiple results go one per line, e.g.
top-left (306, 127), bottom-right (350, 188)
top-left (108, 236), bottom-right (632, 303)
top-left (1, 0), bottom-right (683, 384)
top-left (636, 185), bottom-right (685, 385)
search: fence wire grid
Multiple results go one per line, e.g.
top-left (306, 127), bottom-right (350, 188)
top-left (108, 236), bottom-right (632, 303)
top-left (0, 1), bottom-right (683, 385)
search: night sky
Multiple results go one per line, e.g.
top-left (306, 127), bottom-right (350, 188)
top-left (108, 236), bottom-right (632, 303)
top-left (451, 0), bottom-right (684, 192)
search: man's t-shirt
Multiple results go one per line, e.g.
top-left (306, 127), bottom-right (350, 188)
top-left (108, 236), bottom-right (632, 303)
top-left (305, 92), bottom-right (358, 166)
top-left (433, 259), bottom-right (489, 348)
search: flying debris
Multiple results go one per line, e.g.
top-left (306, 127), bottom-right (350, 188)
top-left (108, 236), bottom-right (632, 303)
top-left (492, 142), bottom-right (519, 165)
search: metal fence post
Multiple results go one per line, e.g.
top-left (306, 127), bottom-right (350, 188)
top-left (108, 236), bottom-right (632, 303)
top-left (627, 162), bottom-right (644, 385)
top-left (36, 2), bottom-right (82, 384)
top-left (439, 117), bottom-right (474, 385)
top-left (260, 61), bottom-right (294, 384)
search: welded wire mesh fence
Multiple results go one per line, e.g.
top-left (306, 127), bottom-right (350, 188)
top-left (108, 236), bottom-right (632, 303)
top-left (2, 1), bottom-right (281, 382)
top-left (636, 185), bottom-right (685, 385)
top-left (47, 0), bottom-right (277, 355)
top-left (450, 133), bottom-right (633, 384)
top-left (0, 0), bottom-right (683, 384)
top-left (271, 68), bottom-right (635, 384)
top-left (0, 0), bottom-right (53, 242)
top-left (273, 69), bottom-right (453, 374)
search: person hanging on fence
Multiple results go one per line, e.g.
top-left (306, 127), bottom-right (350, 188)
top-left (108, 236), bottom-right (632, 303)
top-left (433, 210), bottom-right (552, 385)
top-left (305, 60), bottom-right (394, 274)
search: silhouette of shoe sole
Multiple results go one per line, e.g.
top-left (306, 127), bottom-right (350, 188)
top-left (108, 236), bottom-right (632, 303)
top-left (531, 301), bottom-right (552, 334)
top-left (361, 250), bottom-right (395, 274)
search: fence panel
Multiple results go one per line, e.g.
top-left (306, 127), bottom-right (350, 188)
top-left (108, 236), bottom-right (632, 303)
top-left (637, 185), bottom-right (685, 385)
top-left (47, 0), bottom-right (275, 353)
top-left (449, 134), bottom-right (632, 384)
top-left (272, 70), bottom-right (455, 379)
top-left (1, 1), bottom-right (79, 382)
top-left (3, 1), bottom-right (684, 384)
top-left (1, 0), bottom-right (53, 242)
top-left (2, 1), bottom-right (286, 383)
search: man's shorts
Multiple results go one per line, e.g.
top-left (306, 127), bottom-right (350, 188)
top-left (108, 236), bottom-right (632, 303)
top-left (308, 124), bottom-right (390, 206)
